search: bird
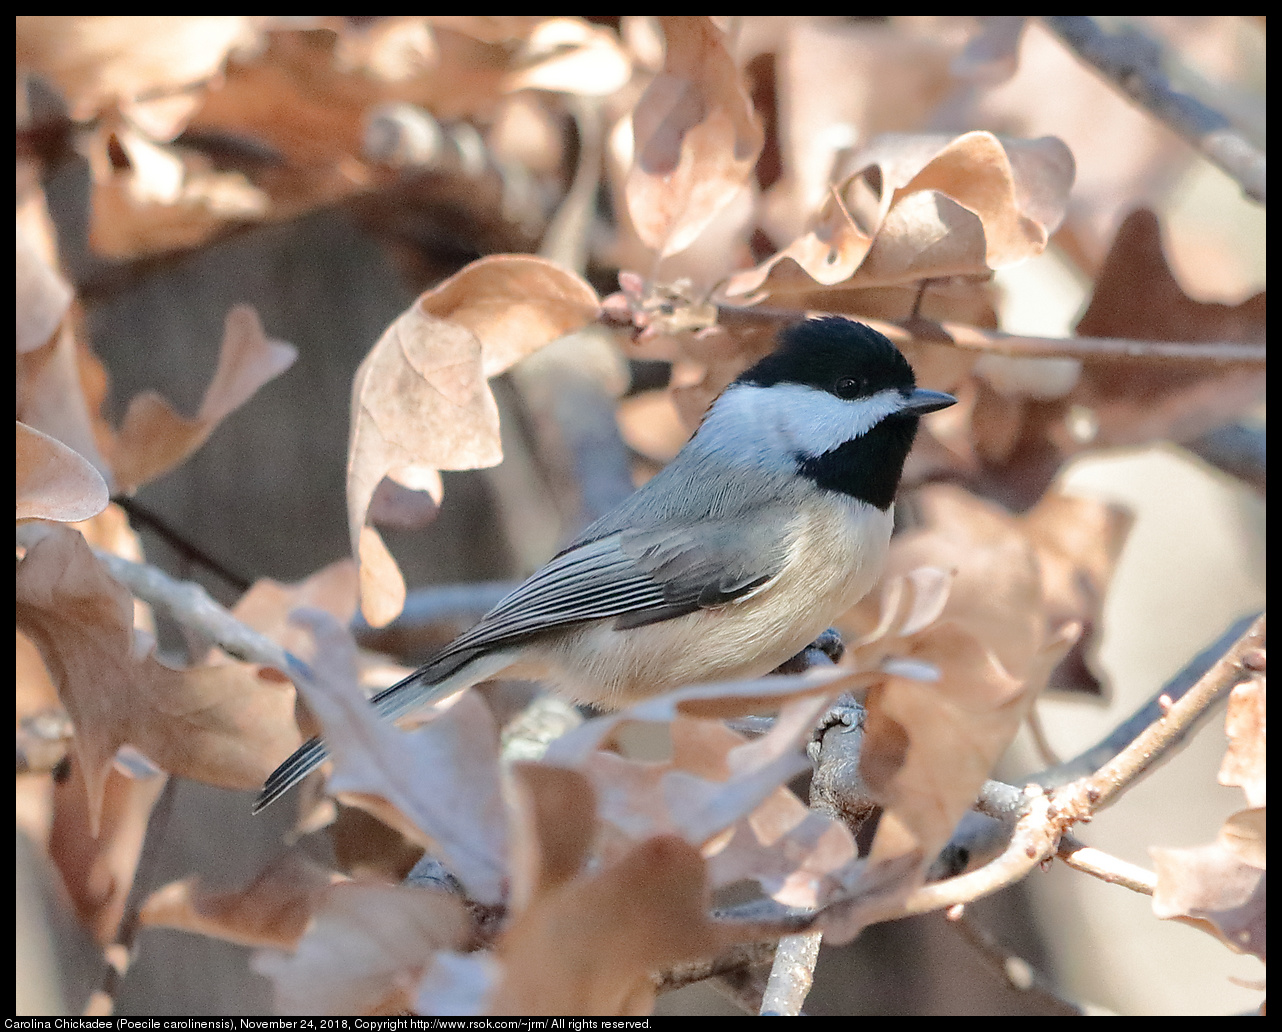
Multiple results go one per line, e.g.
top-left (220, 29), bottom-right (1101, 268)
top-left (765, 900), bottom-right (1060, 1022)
top-left (255, 316), bottom-right (955, 812)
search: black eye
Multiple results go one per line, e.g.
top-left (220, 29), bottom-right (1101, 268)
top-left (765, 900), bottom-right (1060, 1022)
top-left (834, 376), bottom-right (864, 399)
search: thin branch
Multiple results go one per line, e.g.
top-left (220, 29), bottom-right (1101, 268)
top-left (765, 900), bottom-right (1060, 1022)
top-left (89, 547), bottom-right (293, 672)
top-left (1048, 613), bottom-right (1265, 820)
top-left (1056, 832), bottom-right (1156, 895)
top-left (1041, 16), bottom-right (1265, 204)
top-left (706, 304), bottom-right (1265, 364)
top-left (975, 778), bottom-right (1032, 820)
top-left (112, 494), bottom-right (252, 591)
top-left (899, 791), bottom-right (1058, 916)
top-left (866, 316), bottom-right (1265, 365)
top-left (759, 932), bottom-right (822, 1016)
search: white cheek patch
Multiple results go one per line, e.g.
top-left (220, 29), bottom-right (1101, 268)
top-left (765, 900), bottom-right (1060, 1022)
top-left (710, 383), bottom-right (906, 457)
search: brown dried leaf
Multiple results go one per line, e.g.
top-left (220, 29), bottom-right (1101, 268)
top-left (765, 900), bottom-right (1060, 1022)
top-left (228, 560), bottom-right (361, 666)
top-left (505, 764), bottom-right (598, 913)
top-left (847, 485), bottom-right (1122, 703)
top-left (626, 17), bottom-right (764, 257)
top-left (724, 131), bottom-right (1073, 301)
top-left (17, 421), bottom-right (109, 523)
top-left (1150, 672), bottom-right (1266, 960)
top-left (417, 254), bottom-right (601, 377)
top-left (254, 881), bottom-right (469, 1016)
top-left (961, 209), bottom-right (1265, 508)
top-left (141, 851), bottom-right (341, 950)
top-left (110, 305), bottom-right (296, 491)
top-left (348, 256), bottom-right (598, 627)
top-left (348, 312), bottom-right (496, 626)
top-left (16, 526), bottom-right (303, 834)
top-left (753, 19), bottom-right (958, 248)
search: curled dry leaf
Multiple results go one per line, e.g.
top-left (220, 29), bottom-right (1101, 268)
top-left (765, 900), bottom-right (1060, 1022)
top-left (286, 609), bottom-right (509, 905)
top-left (723, 130), bottom-right (1074, 302)
top-left (348, 255), bottom-right (598, 627)
top-left (751, 18), bottom-right (959, 249)
top-left (254, 880), bottom-right (469, 1016)
top-left (417, 254), bottom-right (602, 376)
top-left (17, 421), bottom-right (109, 524)
top-left (141, 850), bottom-right (342, 950)
top-left (110, 304), bottom-right (297, 491)
top-left (16, 526), bottom-right (303, 835)
top-left (625, 16), bottom-right (764, 258)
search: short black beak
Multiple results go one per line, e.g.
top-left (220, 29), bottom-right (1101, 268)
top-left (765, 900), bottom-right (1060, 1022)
top-left (901, 387), bottom-right (956, 415)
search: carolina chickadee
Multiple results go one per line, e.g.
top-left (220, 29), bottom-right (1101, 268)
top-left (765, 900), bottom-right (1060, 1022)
top-left (255, 317), bottom-right (955, 812)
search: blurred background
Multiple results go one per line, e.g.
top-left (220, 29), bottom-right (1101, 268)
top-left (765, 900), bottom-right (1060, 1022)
top-left (17, 16), bottom-right (1264, 1015)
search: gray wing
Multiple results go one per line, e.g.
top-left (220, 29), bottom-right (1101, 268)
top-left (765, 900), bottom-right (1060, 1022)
top-left (442, 444), bottom-right (803, 650)
top-left (434, 511), bottom-right (796, 655)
